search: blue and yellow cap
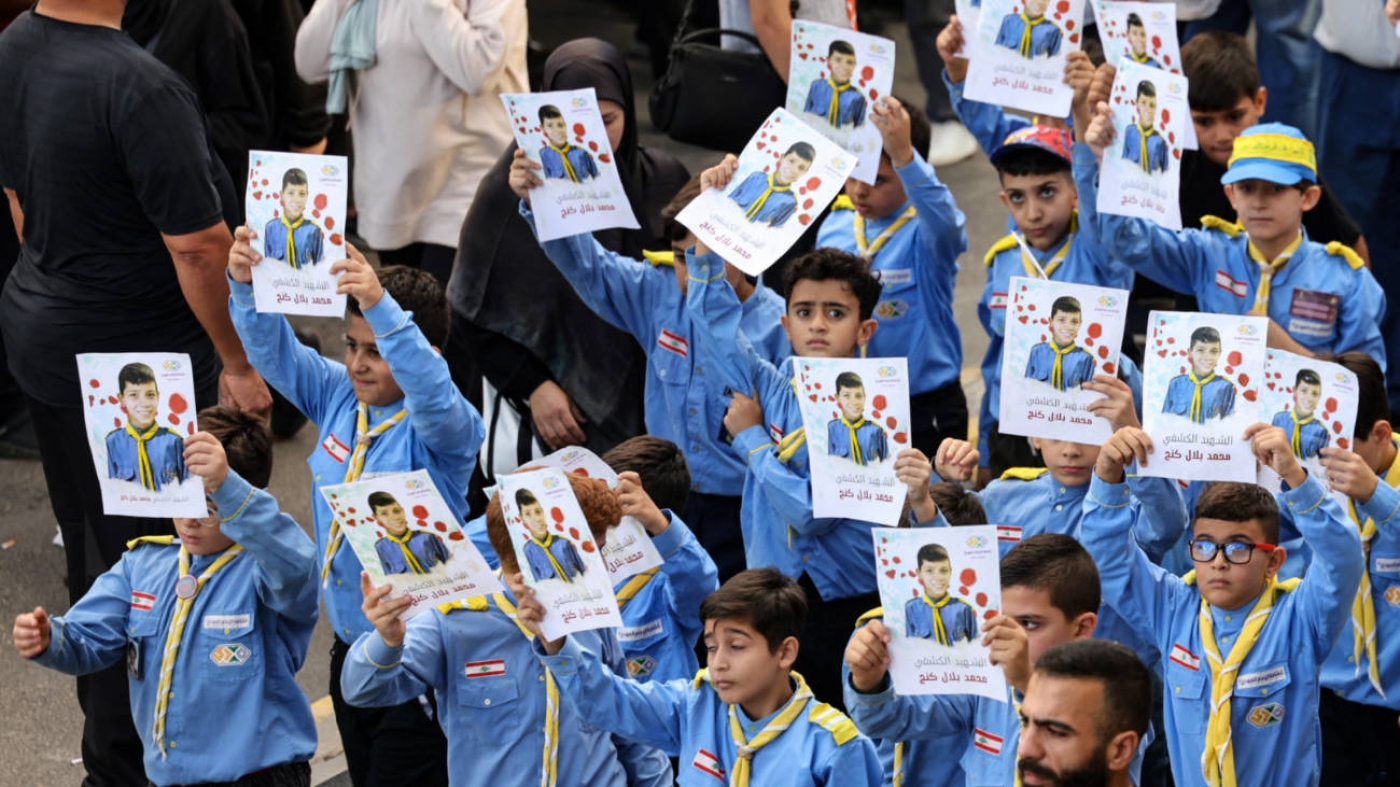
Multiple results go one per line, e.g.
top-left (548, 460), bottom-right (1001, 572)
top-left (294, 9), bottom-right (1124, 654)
top-left (1221, 123), bottom-right (1316, 186)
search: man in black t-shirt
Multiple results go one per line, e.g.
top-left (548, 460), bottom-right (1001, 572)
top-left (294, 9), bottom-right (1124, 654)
top-left (0, 0), bottom-right (271, 783)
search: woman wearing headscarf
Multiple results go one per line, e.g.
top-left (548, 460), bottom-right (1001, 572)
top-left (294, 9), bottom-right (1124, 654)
top-left (447, 38), bottom-right (689, 458)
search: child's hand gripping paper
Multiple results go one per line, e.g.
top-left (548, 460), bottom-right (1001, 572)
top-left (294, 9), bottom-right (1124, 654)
top-left (331, 245), bottom-right (384, 310)
top-left (615, 471), bottom-right (669, 536)
top-left (1094, 426), bottom-right (1155, 484)
top-left (1065, 51), bottom-right (1097, 133)
top-left (1319, 446), bottom-right (1382, 503)
top-left (1083, 101), bottom-right (1117, 162)
top-left (936, 17), bottom-right (970, 83)
top-left (360, 571), bottom-right (412, 649)
top-left (12, 607), bottom-right (51, 659)
top-left (508, 148), bottom-right (544, 208)
top-left (184, 432), bottom-right (230, 497)
top-left (870, 97), bottom-right (915, 168)
top-left (1245, 422), bottom-right (1307, 488)
top-left (895, 449), bottom-right (937, 524)
top-left (1083, 372), bottom-right (1140, 432)
top-left (980, 615), bottom-right (1030, 693)
top-left (509, 572), bottom-right (566, 655)
top-left (845, 618), bottom-right (893, 693)
top-left (228, 224), bottom-right (261, 284)
top-left (934, 437), bottom-right (980, 483)
top-left (723, 387), bottom-right (764, 439)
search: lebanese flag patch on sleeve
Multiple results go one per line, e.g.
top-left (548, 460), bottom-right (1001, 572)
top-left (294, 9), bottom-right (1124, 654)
top-left (692, 748), bottom-right (726, 781)
top-left (973, 728), bottom-right (1004, 755)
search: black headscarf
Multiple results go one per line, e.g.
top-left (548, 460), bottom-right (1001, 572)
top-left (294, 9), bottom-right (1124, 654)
top-left (447, 38), bottom-right (689, 449)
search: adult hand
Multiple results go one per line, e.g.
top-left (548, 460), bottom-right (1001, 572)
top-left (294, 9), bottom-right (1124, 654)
top-left (529, 380), bottom-right (588, 450)
top-left (219, 366), bottom-right (272, 420)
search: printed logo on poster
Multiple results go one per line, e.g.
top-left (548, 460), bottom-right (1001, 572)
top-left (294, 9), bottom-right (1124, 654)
top-left (1237, 322), bottom-right (1260, 337)
top-left (403, 476), bottom-right (425, 490)
top-left (162, 359), bottom-right (182, 372)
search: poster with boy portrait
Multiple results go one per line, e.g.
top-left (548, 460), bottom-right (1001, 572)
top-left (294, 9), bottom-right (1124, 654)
top-left (953, 0), bottom-right (981, 57)
top-left (244, 151), bottom-right (349, 316)
top-left (529, 446), bottom-right (665, 583)
top-left (320, 470), bottom-right (503, 620)
top-left (797, 357), bottom-right (911, 524)
top-left (498, 467), bottom-right (622, 640)
top-left (1256, 350), bottom-right (1358, 493)
top-left (502, 88), bottom-right (641, 243)
top-left (964, 0), bottom-right (1087, 117)
top-left (1095, 60), bottom-right (1189, 230)
top-left (873, 526), bottom-right (1007, 699)
top-left (677, 107), bottom-right (857, 277)
top-left (998, 276), bottom-right (1129, 445)
top-left (1140, 311), bottom-right (1267, 483)
top-left (78, 352), bottom-right (205, 518)
top-left (787, 20), bottom-right (895, 185)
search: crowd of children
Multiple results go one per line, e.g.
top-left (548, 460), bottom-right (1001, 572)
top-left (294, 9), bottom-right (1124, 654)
top-left (9, 8), bottom-right (1400, 787)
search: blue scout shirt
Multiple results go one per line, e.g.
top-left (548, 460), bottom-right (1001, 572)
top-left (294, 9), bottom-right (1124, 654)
top-left (1270, 409), bottom-right (1330, 459)
top-left (977, 144), bottom-right (1135, 463)
top-left (1162, 372), bottom-right (1237, 424)
top-left (614, 512), bottom-right (719, 684)
top-left (1023, 340), bottom-right (1096, 391)
top-left (539, 635), bottom-right (883, 786)
top-left (343, 593), bottom-right (672, 787)
top-left (804, 78), bottom-right (868, 128)
top-left (229, 277), bottom-right (484, 644)
top-left (994, 12), bottom-right (1063, 57)
top-left (374, 531), bottom-right (450, 576)
top-left (1121, 123), bottom-right (1169, 175)
top-left (540, 143), bottom-right (598, 182)
top-left (105, 424), bottom-right (187, 492)
top-left (33, 471), bottom-right (319, 786)
top-left (686, 250), bottom-right (886, 601)
top-left (522, 202), bottom-right (789, 497)
top-left (1082, 472), bottom-right (1364, 787)
top-left (523, 534), bottom-right (587, 582)
top-left (827, 418), bottom-right (889, 466)
top-left (816, 152), bottom-right (968, 396)
top-left (903, 593), bottom-right (978, 643)
top-left (729, 171), bottom-right (800, 228)
top-left (1080, 169), bottom-right (1387, 366)
top-left (262, 214), bottom-right (323, 268)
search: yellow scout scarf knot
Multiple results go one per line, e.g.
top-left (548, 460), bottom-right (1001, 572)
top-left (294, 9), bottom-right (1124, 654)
top-left (826, 77), bottom-right (853, 125)
top-left (1018, 213), bottom-right (1076, 279)
top-left (1130, 51), bottom-right (1150, 64)
top-left (1288, 410), bottom-right (1315, 458)
top-left (1187, 371), bottom-right (1217, 425)
top-left (855, 206), bottom-right (917, 261)
top-left (840, 416), bottom-right (868, 465)
top-left (153, 544), bottom-right (245, 757)
top-left (322, 404), bottom-right (409, 584)
top-left (1136, 122), bottom-right (1158, 174)
top-left (1048, 338), bottom-right (1075, 390)
top-left (281, 214), bottom-right (306, 269)
top-left (1018, 12), bottom-right (1046, 57)
top-left (743, 173), bottom-right (791, 222)
top-left (531, 533), bottom-right (575, 584)
top-left (1347, 439), bottom-right (1400, 698)
top-left (922, 592), bottom-right (954, 645)
top-left (548, 141), bottom-right (581, 183)
top-left (126, 421), bottom-right (161, 491)
top-left (387, 529), bottom-right (428, 575)
top-left (615, 568), bottom-right (659, 609)
top-left (726, 671), bottom-right (814, 787)
top-left (1246, 231), bottom-right (1303, 316)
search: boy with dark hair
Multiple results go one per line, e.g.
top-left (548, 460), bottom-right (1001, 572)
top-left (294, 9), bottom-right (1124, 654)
top-left (263, 167), bottom-right (324, 269)
top-left (13, 406), bottom-right (319, 786)
top-left (1270, 369), bottom-right (1328, 459)
top-left (518, 567), bottom-right (883, 786)
top-left (903, 542), bottom-right (978, 643)
top-left (994, 0), bottom-right (1062, 58)
top-left (105, 361), bottom-right (188, 492)
top-left (1083, 421), bottom-right (1364, 786)
top-left (228, 230), bottom-right (483, 785)
top-left (346, 472), bottom-right (672, 787)
top-left (538, 104), bottom-right (598, 183)
top-left (508, 156), bottom-right (788, 583)
top-left (601, 436), bottom-right (719, 683)
top-left (827, 371), bottom-right (889, 466)
top-left (370, 491), bottom-right (450, 576)
top-left (1123, 13), bottom-right (1161, 69)
top-left (1025, 295), bottom-right (1097, 390)
top-left (1121, 81), bottom-right (1168, 175)
top-left (1162, 327), bottom-right (1236, 424)
top-left (819, 95), bottom-right (971, 457)
top-left (928, 480), bottom-right (987, 526)
top-left (729, 142), bottom-right (816, 227)
top-left (519, 487), bottom-right (586, 583)
top-left (804, 39), bottom-right (868, 129)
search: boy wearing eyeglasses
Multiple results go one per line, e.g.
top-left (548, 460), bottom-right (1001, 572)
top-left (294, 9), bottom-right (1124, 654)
top-left (1079, 422), bottom-right (1363, 787)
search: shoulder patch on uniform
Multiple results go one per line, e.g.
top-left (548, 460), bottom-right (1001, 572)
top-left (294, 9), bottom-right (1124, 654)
top-left (855, 606), bottom-right (885, 629)
top-left (694, 668), bottom-right (710, 689)
top-left (437, 596), bottom-right (490, 615)
top-left (125, 535), bottom-right (178, 550)
top-left (1200, 215), bottom-right (1242, 237)
top-left (1324, 241), bottom-right (1364, 270)
top-left (983, 234), bottom-right (1020, 266)
top-left (999, 467), bottom-right (1051, 482)
top-left (642, 249), bottom-right (675, 267)
top-left (831, 194), bottom-right (856, 212)
top-left (808, 701), bottom-right (860, 746)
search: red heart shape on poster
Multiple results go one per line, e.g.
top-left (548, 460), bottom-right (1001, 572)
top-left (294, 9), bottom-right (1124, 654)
top-left (1066, 19), bottom-right (1076, 30)
top-left (1069, 33), bottom-right (1080, 44)
top-left (1103, 362), bottom-right (1116, 374)
top-left (1238, 373), bottom-right (1250, 386)
top-left (798, 214), bottom-right (812, 225)
top-left (1158, 349), bottom-right (1169, 358)
top-left (253, 191), bottom-right (262, 200)
top-left (756, 142), bottom-right (766, 151)
top-left (581, 542), bottom-right (595, 553)
top-left (894, 432), bottom-right (908, 444)
top-left (599, 153), bottom-right (611, 163)
top-left (886, 569), bottom-right (897, 579)
top-left (1018, 315), bottom-right (1029, 324)
top-left (809, 394), bottom-right (819, 402)
top-left (329, 233), bottom-right (343, 246)
top-left (588, 141), bottom-right (598, 152)
top-left (448, 531), bottom-right (464, 541)
top-left (168, 414), bottom-right (179, 425)
top-left (861, 65), bottom-right (875, 81)
top-left (1243, 390), bottom-right (1258, 402)
top-left (1338, 437), bottom-right (1351, 449)
top-left (798, 53), bottom-right (807, 60)
top-left (1098, 345), bottom-right (1111, 359)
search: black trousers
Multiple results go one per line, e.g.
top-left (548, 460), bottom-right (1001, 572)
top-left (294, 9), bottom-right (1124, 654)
top-left (1320, 688), bottom-right (1400, 786)
top-left (795, 574), bottom-right (880, 714)
top-left (329, 638), bottom-right (450, 787)
top-left (910, 380), bottom-right (970, 460)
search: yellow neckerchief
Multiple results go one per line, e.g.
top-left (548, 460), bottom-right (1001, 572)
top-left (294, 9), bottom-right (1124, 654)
top-left (1130, 50), bottom-right (1151, 64)
top-left (530, 533), bottom-right (575, 584)
top-left (854, 205), bottom-right (917, 261)
top-left (1018, 12), bottom-right (1046, 57)
top-left (547, 141), bottom-right (581, 183)
top-left (321, 404), bottom-right (409, 584)
top-left (281, 213), bottom-right (307, 270)
top-left (1183, 572), bottom-right (1300, 787)
top-left (1187, 370), bottom-right (1217, 425)
top-left (725, 671), bottom-right (814, 786)
top-left (826, 77), bottom-right (854, 125)
top-left (615, 567), bottom-right (659, 609)
top-left (921, 592), bottom-right (954, 645)
top-left (1246, 231), bottom-right (1304, 316)
top-left (743, 173), bottom-right (791, 222)
top-left (1135, 122), bottom-right (1159, 174)
top-left (1347, 437), bottom-right (1400, 698)
top-left (1288, 409), bottom-right (1316, 458)
top-left (1016, 213), bottom-right (1077, 279)
top-left (125, 421), bottom-right (161, 491)
top-left (386, 529), bottom-right (428, 575)
top-left (840, 416), bottom-right (868, 466)
top-left (1047, 338), bottom-right (1076, 390)
top-left (153, 544), bottom-right (245, 757)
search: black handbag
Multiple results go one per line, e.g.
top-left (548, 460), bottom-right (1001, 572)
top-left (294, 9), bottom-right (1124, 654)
top-left (649, 0), bottom-right (789, 153)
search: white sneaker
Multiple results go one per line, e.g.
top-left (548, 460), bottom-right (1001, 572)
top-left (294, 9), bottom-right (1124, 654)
top-left (926, 120), bottom-right (980, 167)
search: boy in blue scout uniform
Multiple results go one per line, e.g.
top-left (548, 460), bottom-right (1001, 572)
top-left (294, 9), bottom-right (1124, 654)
top-left (1269, 368), bottom-right (1329, 459)
top-left (902, 542), bottom-right (978, 643)
top-left (105, 361), bottom-right (188, 493)
top-left (1120, 81), bottom-right (1169, 175)
top-left (539, 104), bottom-right (598, 183)
top-left (518, 567), bottom-right (883, 787)
top-left (228, 228), bottom-right (484, 785)
top-left (602, 437), bottom-right (720, 684)
top-left (1081, 118), bottom-right (1387, 368)
top-left (826, 371), bottom-right (890, 467)
top-left (1023, 296), bottom-right (1097, 391)
top-left (345, 472), bottom-right (673, 787)
top-left (804, 40), bottom-right (868, 129)
top-left (1123, 14), bottom-right (1162, 69)
top-left (1081, 420), bottom-right (1364, 787)
top-left (728, 142), bottom-right (815, 228)
top-left (1161, 327), bottom-right (1237, 424)
top-left (994, 0), bottom-right (1062, 58)
top-left (816, 96), bottom-right (970, 457)
top-left (507, 161), bottom-right (788, 581)
top-left (13, 407), bottom-right (319, 787)
top-left (370, 491), bottom-right (450, 576)
top-left (262, 168), bottom-right (324, 269)
top-left (519, 487), bottom-right (588, 583)
top-left (844, 534), bottom-right (1154, 787)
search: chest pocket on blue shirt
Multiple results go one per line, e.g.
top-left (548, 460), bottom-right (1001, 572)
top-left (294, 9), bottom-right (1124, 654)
top-left (198, 611), bottom-right (260, 681)
top-left (651, 341), bottom-right (690, 391)
top-left (1167, 664), bottom-right (1207, 735)
top-left (1232, 661), bottom-right (1290, 736)
top-left (457, 673), bottom-right (521, 712)
top-left (127, 612), bottom-right (161, 680)
top-left (873, 268), bottom-right (916, 322)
